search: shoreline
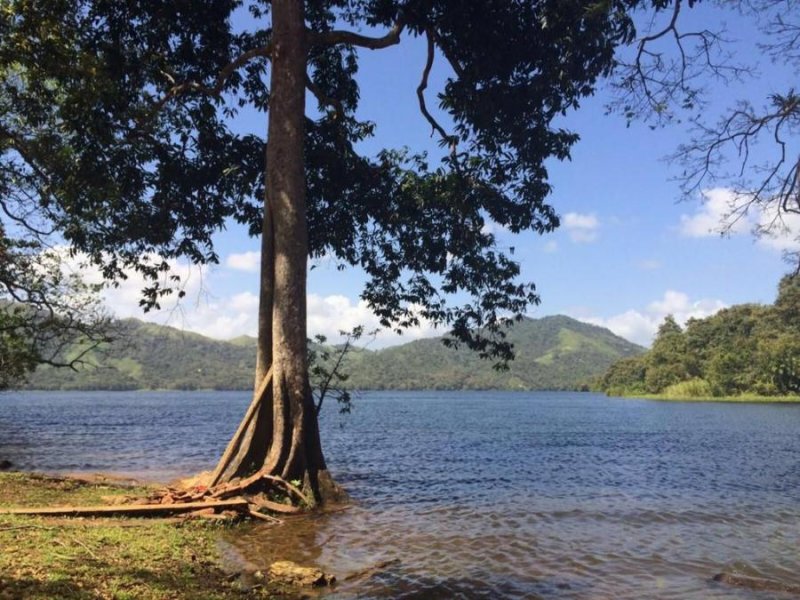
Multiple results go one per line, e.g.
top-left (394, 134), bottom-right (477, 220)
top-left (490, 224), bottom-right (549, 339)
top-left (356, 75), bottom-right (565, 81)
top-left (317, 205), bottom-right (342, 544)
top-left (0, 471), bottom-right (303, 599)
top-left (614, 393), bottom-right (800, 403)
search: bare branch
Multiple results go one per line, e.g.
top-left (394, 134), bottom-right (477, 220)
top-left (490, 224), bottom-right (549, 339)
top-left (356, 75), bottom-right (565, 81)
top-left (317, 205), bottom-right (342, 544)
top-left (428, 29), bottom-right (466, 79)
top-left (416, 29), bottom-right (457, 152)
top-left (612, 0), bottom-right (748, 123)
top-left (311, 19), bottom-right (405, 50)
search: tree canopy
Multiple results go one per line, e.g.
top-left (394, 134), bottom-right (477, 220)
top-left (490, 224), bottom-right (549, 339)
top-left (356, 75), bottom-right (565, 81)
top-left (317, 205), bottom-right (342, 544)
top-left (0, 0), bottom-right (644, 363)
top-left (599, 274), bottom-right (800, 397)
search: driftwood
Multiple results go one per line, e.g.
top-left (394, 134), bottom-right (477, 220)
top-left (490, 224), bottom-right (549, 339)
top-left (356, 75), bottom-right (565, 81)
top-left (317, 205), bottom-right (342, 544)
top-left (0, 498), bottom-right (249, 518)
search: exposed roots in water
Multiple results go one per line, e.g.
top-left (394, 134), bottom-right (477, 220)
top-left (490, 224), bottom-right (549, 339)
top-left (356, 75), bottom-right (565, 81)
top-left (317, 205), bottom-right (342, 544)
top-left (136, 471), bottom-right (316, 522)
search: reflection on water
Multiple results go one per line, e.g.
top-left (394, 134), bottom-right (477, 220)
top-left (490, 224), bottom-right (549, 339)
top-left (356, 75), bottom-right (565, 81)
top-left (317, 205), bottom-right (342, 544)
top-left (2, 390), bottom-right (800, 598)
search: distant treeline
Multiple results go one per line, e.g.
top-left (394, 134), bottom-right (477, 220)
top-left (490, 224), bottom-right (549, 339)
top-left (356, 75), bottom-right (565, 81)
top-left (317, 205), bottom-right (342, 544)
top-left (599, 275), bottom-right (800, 398)
top-left (24, 315), bottom-right (643, 391)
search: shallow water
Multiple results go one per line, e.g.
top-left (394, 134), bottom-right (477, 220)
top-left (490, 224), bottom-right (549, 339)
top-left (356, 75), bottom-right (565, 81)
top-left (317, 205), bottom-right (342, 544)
top-left (1, 390), bottom-right (799, 598)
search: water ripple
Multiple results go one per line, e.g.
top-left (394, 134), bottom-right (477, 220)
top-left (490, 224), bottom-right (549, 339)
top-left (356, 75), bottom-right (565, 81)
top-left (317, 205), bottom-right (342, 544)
top-left (3, 390), bottom-right (800, 598)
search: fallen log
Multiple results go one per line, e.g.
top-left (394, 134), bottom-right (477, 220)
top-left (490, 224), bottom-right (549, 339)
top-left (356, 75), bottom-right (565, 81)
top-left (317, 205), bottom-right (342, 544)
top-left (0, 498), bottom-right (249, 518)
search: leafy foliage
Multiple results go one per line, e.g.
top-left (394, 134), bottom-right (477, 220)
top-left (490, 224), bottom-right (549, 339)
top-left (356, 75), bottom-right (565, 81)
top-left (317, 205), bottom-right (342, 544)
top-left (0, 0), bottom-right (643, 365)
top-left (599, 275), bottom-right (800, 398)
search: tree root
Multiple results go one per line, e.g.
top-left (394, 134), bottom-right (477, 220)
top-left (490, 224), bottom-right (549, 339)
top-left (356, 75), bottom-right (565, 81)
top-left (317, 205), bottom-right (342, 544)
top-left (0, 468), bottom-right (315, 521)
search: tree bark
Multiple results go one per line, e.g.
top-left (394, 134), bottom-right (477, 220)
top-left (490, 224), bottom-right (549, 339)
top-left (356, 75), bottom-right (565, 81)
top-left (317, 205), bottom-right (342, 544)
top-left (210, 0), bottom-right (340, 504)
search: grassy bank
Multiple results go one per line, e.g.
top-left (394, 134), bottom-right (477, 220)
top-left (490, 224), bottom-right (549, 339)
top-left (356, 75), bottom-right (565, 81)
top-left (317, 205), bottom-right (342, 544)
top-left (617, 393), bottom-right (800, 403)
top-left (0, 472), bottom-right (283, 599)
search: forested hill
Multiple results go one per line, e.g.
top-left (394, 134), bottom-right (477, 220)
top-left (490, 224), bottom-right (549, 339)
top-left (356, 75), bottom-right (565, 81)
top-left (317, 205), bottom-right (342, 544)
top-left (23, 315), bottom-right (643, 391)
top-left (599, 275), bottom-right (800, 398)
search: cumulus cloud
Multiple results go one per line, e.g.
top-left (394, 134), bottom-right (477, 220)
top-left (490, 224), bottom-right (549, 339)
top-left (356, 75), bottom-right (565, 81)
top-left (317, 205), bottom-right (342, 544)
top-left (563, 212), bottom-right (600, 243)
top-left (755, 205), bottom-right (800, 252)
top-left (570, 290), bottom-right (727, 347)
top-left (57, 251), bottom-right (439, 345)
top-left (679, 187), bottom-right (800, 252)
top-left (307, 294), bottom-right (439, 347)
top-left (226, 251), bottom-right (260, 272)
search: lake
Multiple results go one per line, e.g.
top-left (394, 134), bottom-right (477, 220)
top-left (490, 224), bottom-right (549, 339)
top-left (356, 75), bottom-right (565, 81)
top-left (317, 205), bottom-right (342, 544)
top-left (1, 390), bottom-right (799, 598)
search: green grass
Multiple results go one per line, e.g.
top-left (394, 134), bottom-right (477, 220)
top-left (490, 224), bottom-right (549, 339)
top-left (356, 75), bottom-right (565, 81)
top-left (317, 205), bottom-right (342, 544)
top-left (617, 392), bottom-right (800, 403)
top-left (0, 473), bottom-right (287, 599)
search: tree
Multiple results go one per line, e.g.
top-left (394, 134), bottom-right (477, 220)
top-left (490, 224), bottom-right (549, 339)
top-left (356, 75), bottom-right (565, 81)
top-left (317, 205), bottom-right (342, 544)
top-left (644, 314), bottom-right (690, 392)
top-left (612, 0), bottom-right (800, 264)
top-left (1, 0), bottom-right (641, 502)
top-left (774, 273), bottom-right (800, 329)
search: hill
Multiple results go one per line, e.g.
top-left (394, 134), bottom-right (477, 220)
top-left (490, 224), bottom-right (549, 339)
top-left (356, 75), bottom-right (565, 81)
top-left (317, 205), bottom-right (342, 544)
top-left (24, 315), bottom-right (643, 391)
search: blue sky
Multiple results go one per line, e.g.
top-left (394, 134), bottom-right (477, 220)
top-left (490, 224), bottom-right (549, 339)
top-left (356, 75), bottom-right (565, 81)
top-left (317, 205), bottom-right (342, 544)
top-left (93, 5), bottom-right (797, 348)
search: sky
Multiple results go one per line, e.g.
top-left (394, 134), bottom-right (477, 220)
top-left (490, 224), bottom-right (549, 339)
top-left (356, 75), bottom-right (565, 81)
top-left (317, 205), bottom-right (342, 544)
top-left (87, 4), bottom-right (798, 349)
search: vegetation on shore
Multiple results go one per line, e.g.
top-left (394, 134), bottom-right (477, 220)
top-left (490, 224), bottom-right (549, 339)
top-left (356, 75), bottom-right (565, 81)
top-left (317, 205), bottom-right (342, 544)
top-left (23, 315), bottom-right (642, 392)
top-left (615, 392), bottom-right (800, 403)
top-left (0, 472), bottom-right (285, 599)
top-left (599, 275), bottom-right (800, 401)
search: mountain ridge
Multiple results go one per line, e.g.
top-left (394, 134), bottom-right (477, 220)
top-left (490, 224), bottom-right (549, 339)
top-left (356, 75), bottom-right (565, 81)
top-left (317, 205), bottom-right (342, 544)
top-left (23, 315), bottom-right (643, 391)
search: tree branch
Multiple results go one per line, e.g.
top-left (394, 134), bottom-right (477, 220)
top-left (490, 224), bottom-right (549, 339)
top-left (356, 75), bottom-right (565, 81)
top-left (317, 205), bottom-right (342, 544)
top-left (417, 29), bottom-right (458, 153)
top-left (306, 75), bottom-right (344, 121)
top-left (311, 19), bottom-right (405, 49)
top-left (150, 44), bottom-right (273, 112)
top-left (612, 0), bottom-right (747, 123)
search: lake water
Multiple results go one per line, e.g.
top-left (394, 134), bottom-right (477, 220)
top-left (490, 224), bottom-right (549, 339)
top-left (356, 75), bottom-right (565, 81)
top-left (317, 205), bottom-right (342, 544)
top-left (1, 390), bottom-right (799, 599)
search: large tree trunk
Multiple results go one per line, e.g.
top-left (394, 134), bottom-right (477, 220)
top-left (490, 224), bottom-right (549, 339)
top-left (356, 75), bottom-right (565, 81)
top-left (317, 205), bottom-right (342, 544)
top-left (209, 0), bottom-right (339, 504)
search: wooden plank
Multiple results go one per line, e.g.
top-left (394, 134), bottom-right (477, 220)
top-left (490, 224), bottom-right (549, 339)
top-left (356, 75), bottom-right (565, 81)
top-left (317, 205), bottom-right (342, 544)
top-left (0, 498), bottom-right (249, 517)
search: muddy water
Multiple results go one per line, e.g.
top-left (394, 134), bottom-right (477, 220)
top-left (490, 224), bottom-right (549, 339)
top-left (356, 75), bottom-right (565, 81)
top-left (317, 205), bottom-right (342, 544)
top-left (2, 390), bottom-right (800, 598)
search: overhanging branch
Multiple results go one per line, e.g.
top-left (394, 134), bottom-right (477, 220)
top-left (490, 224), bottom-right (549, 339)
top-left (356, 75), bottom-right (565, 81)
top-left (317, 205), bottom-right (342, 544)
top-left (417, 29), bottom-right (458, 153)
top-left (311, 19), bottom-right (405, 49)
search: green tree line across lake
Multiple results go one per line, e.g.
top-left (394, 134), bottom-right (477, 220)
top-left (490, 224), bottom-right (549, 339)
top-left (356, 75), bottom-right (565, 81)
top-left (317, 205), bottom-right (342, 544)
top-left (23, 315), bottom-right (643, 392)
top-left (599, 275), bottom-right (800, 399)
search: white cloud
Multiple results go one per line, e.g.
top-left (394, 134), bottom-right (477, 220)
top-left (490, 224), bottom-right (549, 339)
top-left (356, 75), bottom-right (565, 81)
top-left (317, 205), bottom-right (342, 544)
top-left (755, 205), bottom-right (800, 252)
top-left (571, 290), bottom-right (727, 347)
top-left (679, 187), bottom-right (800, 251)
top-left (543, 240), bottom-right (559, 253)
top-left (481, 219), bottom-right (510, 236)
top-left (563, 212), bottom-right (599, 243)
top-left (306, 294), bottom-right (439, 347)
top-left (226, 251), bottom-right (260, 272)
top-left (679, 188), bottom-right (748, 238)
top-left (57, 250), bottom-right (439, 346)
